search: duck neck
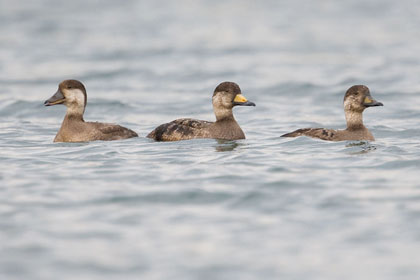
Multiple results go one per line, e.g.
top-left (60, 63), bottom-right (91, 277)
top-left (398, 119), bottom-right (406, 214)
top-left (344, 109), bottom-right (365, 130)
top-left (214, 107), bottom-right (235, 122)
top-left (64, 104), bottom-right (85, 122)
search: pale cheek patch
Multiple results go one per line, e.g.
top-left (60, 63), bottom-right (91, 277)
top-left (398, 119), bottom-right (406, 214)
top-left (343, 98), bottom-right (353, 110)
top-left (212, 92), bottom-right (234, 120)
top-left (66, 89), bottom-right (85, 106)
top-left (212, 93), bottom-right (222, 106)
top-left (213, 93), bottom-right (231, 107)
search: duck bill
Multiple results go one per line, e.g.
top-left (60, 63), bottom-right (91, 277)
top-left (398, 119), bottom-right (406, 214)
top-left (233, 94), bottom-right (256, 106)
top-left (44, 89), bottom-right (65, 106)
top-left (363, 96), bottom-right (383, 107)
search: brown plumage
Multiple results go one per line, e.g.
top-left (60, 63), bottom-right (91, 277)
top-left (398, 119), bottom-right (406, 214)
top-left (147, 82), bottom-right (256, 141)
top-left (44, 80), bottom-right (138, 142)
top-left (281, 85), bottom-right (383, 141)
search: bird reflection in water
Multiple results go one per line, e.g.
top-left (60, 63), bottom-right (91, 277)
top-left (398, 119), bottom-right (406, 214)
top-left (345, 141), bottom-right (377, 155)
top-left (214, 140), bottom-right (241, 152)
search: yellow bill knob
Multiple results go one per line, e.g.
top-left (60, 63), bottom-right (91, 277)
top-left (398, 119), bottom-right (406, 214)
top-left (234, 94), bottom-right (248, 103)
top-left (364, 96), bottom-right (373, 104)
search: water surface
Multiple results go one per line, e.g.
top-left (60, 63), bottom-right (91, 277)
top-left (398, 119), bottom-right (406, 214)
top-left (1, 1), bottom-right (420, 279)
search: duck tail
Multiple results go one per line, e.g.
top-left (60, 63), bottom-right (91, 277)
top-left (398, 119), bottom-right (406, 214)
top-left (281, 128), bottom-right (311, 138)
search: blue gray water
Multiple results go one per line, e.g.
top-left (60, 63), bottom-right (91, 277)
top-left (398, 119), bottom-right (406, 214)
top-left (1, 0), bottom-right (420, 279)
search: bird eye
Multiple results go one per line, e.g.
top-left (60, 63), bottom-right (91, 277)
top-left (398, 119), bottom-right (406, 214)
top-left (67, 86), bottom-right (72, 89)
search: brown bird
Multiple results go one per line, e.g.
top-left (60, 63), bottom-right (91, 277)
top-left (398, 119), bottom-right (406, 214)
top-left (44, 79), bottom-right (138, 142)
top-left (147, 82), bottom-right (255, 141)
top-left (281, 85), bottom-right (383, 141)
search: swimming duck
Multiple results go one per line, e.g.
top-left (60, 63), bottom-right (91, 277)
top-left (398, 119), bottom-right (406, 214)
top-left (147, 82), bottom-right (255, 141)
top-left (44, 79), bottom-right (138, 142)
top-left (281, 85), bottom-right (383, 141)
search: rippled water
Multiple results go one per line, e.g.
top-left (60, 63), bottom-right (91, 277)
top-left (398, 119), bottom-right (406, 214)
top-left (1, 0), bottom-right (420, 279)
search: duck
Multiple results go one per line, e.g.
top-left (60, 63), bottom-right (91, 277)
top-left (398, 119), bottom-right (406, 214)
top-left (281, 85), bottom-right (383, 141)
top-left (147, 82), bottom-right (255, 141)
top-left (44, 79), bottom-right (138, 142)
